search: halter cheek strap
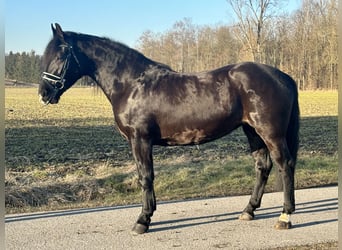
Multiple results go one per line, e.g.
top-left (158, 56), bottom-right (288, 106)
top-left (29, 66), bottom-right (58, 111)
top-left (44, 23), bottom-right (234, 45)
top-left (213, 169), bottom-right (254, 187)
top-left (41, 45), bottom-right (80, 90)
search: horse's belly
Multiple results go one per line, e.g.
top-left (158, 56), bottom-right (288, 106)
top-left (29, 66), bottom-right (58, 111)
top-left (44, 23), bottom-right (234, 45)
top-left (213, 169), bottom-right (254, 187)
top-left (159, 119), bottom-right (239, 146)
top-left (154, 96), bottom-right (242, 146)
top-left (165, 128), bottom-right (207, 145)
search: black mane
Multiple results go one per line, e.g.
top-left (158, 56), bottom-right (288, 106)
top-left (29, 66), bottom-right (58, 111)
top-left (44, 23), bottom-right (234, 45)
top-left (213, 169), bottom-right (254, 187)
top-left (43, 31), bottom-right (173, 75)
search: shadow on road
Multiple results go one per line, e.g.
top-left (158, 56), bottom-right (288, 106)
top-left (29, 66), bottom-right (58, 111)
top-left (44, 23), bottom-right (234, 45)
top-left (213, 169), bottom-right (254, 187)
top-left (6, 196), bottom-right (337, 233)
top-left (149, 211), bottom-right (241, 233)
top-left (149, 197), bottom-right (337, 233)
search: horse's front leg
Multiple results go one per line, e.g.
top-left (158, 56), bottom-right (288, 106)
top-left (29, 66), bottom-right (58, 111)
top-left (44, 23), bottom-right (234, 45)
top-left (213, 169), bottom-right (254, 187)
top-left (130, 135), bottom-right (156, 234)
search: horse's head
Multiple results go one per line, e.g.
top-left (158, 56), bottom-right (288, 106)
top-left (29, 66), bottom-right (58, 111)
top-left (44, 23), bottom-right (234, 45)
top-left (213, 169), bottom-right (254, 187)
top-left (39, 23), bottom-right (82, 105)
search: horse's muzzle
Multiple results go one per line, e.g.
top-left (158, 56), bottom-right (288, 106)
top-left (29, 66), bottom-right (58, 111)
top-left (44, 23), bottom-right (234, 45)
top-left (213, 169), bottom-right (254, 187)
top-left (39, 95), bottom-right (49, 105)
top-left (39, 94), bottom-right (60, 105)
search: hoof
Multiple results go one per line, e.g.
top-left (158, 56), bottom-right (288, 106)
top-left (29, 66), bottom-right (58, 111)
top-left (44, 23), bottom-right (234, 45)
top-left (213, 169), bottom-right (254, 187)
top-left (239, 212), bottom-right (254, 221)
top-left (274, 220), bottom-right (292, 230)
top-left (132, 223), bottom-right (149, 234)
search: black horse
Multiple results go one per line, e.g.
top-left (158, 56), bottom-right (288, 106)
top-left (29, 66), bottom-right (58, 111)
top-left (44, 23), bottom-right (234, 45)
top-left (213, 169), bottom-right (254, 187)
top-left (39, 24), bottom-right (299, 234)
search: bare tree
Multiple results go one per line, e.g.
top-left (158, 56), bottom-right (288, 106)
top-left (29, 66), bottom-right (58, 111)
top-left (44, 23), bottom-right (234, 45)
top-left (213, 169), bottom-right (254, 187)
top-left (227, 0), bottom-right (285, 62)
top-left (136, 0), bottom-right (337, 89)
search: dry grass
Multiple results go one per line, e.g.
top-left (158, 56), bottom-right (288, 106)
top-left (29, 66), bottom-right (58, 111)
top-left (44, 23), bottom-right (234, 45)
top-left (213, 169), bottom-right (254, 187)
top-left (5, 88), bottom-right (338, 213)
top-left (298, 91), bottom-right (337, 117)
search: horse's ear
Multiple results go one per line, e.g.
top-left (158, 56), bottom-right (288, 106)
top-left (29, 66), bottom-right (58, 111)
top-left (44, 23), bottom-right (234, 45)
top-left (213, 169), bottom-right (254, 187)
top-left (51, 23), bottom-right (66, 44)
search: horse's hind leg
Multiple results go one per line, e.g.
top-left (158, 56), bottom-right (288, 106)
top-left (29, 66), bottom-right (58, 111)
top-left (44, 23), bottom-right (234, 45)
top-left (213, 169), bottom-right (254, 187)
top-left (265, 137), bottom-right (295, 229)
top-left (239, 124), bottom-right (273, 220)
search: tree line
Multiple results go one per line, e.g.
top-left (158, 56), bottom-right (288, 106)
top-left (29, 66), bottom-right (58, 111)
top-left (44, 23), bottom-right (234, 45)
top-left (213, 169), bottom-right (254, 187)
top-left (5, 0), bottom-right (337, 90)
top-left (5, 50), bottom-right (91, 86)
top-left (5, 50), bottom-right (41, 84)
top-left (137, 0), bottom-right (337, 90)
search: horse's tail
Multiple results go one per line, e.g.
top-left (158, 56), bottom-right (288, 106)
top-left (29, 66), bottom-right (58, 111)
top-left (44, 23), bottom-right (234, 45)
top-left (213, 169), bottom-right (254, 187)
top-left (274, 76), bottom-right (300, 191)
top-left (286, 81), bottom-right (300, 165)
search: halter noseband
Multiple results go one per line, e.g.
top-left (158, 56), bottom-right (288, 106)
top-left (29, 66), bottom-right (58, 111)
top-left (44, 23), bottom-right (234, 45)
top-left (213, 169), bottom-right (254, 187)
top-left (41, 44), bottom-right (80, 90)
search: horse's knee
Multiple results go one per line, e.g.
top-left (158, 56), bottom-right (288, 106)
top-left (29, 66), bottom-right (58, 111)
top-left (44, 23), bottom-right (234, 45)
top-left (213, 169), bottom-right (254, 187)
top-left (252, 148), bottom-right (272, 175)
top-left (139, 177), bottom-right (154, 191)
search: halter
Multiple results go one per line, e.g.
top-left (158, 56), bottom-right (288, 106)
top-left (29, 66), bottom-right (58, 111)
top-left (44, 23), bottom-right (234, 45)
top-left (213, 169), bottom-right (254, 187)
top-left (41, 44), bottom-right (80, 90)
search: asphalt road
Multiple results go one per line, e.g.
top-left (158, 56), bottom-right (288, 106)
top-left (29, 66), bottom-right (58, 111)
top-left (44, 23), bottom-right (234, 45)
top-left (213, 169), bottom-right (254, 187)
top-left (5, 186), bottom-right (337, 250)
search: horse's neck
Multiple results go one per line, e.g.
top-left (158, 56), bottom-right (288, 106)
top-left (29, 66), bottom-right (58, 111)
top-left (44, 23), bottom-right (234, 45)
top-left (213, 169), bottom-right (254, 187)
top-left (80, 39), bottom-right (152, 99)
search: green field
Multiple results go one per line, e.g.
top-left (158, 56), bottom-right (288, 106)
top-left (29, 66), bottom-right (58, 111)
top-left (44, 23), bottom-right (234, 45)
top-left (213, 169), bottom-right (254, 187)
top-left (5, 88), bottom-right (338, 213)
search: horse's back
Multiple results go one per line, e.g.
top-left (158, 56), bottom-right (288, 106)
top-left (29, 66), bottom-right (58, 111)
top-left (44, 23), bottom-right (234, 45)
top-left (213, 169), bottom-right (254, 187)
top-left (227, 62), bottom-right (296, 92)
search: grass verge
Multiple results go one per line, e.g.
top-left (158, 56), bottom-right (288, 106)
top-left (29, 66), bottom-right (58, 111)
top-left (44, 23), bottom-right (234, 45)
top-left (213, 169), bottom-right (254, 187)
top-left (5, 88), bottom-right (338, 213)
